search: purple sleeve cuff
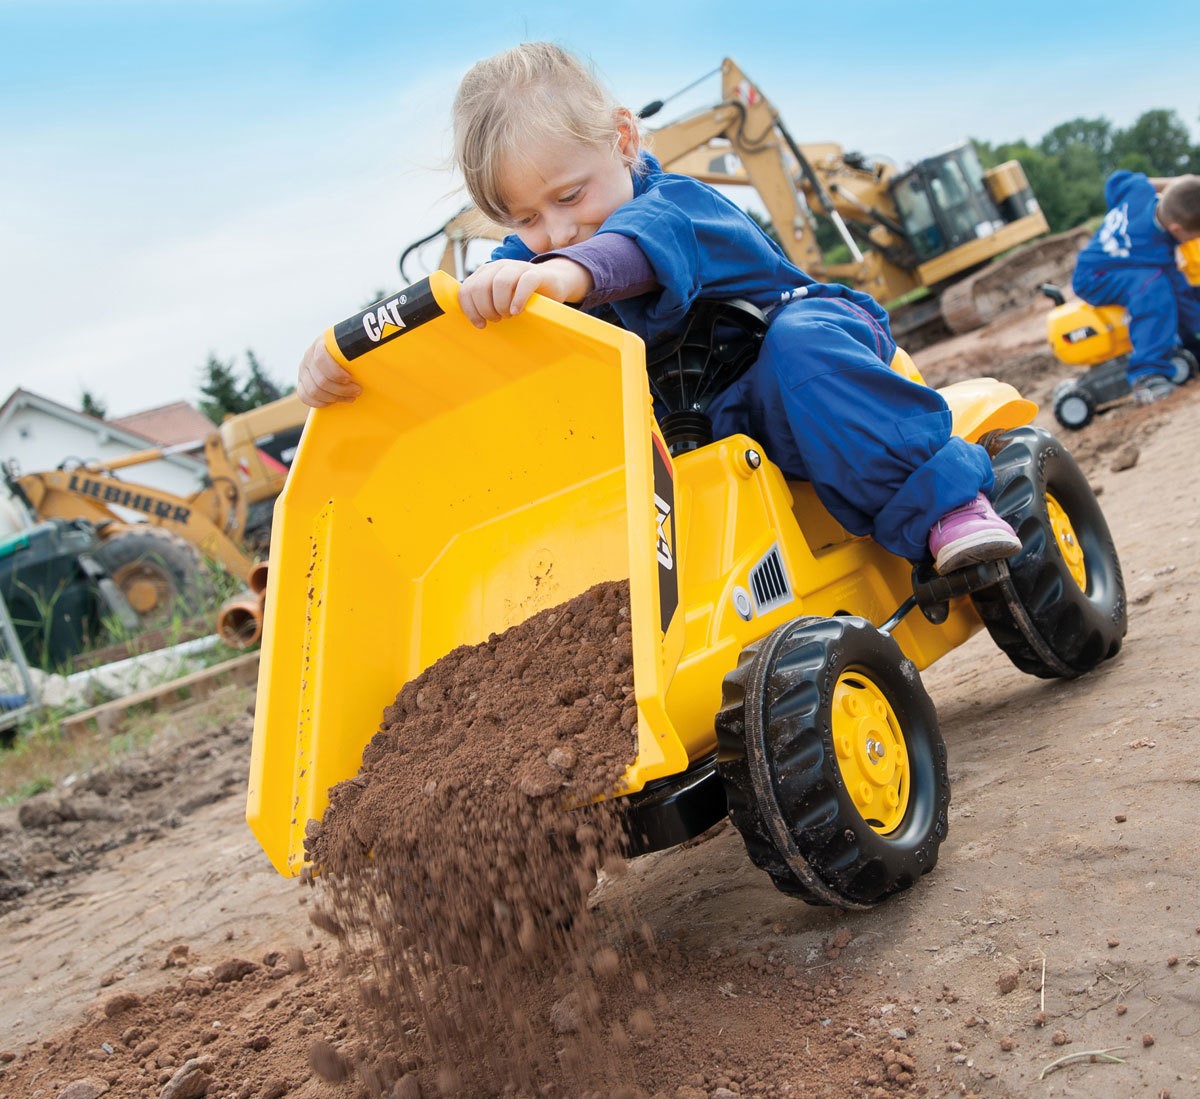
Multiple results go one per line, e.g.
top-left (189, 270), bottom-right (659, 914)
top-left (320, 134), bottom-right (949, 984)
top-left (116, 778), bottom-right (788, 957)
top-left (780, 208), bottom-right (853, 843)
top-left (532, 233), bottom-right (658, 309)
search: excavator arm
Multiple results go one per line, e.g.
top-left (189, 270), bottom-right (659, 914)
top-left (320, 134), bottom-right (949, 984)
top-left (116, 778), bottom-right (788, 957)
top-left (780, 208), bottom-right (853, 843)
top-left (647, 60), bottom-right (921, 302)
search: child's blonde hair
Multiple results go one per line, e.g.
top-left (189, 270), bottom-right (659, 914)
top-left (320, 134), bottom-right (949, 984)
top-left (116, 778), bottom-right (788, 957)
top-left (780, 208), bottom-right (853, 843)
top-left (1160, 175), bottom-right (1200, 236)
top-left (453, 42), bottom-right (638, 225)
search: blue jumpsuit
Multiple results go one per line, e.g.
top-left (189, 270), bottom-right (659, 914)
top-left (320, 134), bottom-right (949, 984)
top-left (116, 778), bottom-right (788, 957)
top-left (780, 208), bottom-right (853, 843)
top-left (1072, 170), bottom-right (1200, 383)
top-left (492, 154), bottom-right (994, 562)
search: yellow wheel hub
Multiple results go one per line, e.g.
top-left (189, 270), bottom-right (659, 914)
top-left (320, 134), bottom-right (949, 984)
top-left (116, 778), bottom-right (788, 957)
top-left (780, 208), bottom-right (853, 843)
top-left (1046, 492), bottom-right (1087, 591)
top-left (112, 563), bottom-right (171, 616)
top-left (831, 671), bottom-right (909, 834)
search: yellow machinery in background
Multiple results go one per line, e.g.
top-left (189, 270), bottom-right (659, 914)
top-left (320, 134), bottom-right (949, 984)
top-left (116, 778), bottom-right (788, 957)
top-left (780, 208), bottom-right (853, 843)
top-left (6, 393), bottom-right (307, 623)
top-left (247, 272), bottom-right (1126, 908)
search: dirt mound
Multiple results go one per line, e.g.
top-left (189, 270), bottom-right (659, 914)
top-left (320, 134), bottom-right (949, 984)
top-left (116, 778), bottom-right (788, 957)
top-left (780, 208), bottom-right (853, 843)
top-left (0, 584), bottom-right (916, 1099)
top-left (304, 580), bottom-right (912, 1097)
top-left (0, 925), bottom-right (919, 1098)
top-left (940, 227), bottom-right (1090, 335)
top-left (0, 712), bottom-right (251, 914)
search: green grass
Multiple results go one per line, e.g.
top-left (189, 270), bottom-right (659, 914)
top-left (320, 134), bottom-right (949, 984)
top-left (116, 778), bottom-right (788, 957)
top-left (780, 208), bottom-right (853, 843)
top-left (1, 556), bottom-right (258, 803)
top-left (0, 683), bottom-right (253, 805)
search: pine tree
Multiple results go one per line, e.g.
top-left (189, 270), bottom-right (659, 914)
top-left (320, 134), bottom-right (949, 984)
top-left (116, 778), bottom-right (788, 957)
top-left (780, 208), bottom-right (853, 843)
top-left (241, 350), bottom-right (283, 407)
top-left (198, 353), bottom-right (245, 422)
top-left (80, 390), bottom-right (108, 420)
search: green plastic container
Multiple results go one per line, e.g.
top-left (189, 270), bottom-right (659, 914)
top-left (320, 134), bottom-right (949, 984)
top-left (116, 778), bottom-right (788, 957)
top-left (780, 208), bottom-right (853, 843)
top-left (0, 519), bottom-right (104, 668)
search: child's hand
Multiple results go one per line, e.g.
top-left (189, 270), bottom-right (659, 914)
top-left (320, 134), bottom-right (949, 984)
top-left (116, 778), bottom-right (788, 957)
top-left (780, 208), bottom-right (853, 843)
top-left (459, 258), bottom-right (592, 329)
top-left (297, 337), bottom-right (361, 408)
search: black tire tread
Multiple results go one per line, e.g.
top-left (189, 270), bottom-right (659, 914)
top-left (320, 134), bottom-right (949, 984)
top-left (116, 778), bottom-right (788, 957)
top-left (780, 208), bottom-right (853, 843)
top-left (93, 527), bottom-right (215, 623)
top-left (716, 616), bottom-right (949, 908)
top-left (971, 427), bottom-right (1126, 678)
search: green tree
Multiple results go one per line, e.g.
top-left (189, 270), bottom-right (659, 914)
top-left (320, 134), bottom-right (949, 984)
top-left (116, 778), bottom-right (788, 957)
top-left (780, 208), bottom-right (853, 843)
top-left (1112, 150), bottom-right (1156, 176)
top-left (80, 390), bottom-right (107, 420)
top-left (1111, 109), bottom-right (1196, 176)
top-left (198, 353), bottom-right (243, 422)
top-left (198, 350), bottom-right (289, 422)
top-left (1039, 118), bottom-right (1114, 172)
top-left (1053, 142), bottom-right (1108, 227)
top-left (241, 350), bottom-right (283, 407)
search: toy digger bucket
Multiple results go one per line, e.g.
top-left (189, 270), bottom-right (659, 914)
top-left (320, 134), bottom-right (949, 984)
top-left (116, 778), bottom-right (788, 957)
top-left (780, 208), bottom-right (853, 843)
top-left (247, 271), bottom-right (688, 876)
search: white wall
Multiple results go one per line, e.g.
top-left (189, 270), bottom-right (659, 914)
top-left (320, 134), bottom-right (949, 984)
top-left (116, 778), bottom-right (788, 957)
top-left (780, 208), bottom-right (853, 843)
top-left (1, 404), bottom-right (205, 505)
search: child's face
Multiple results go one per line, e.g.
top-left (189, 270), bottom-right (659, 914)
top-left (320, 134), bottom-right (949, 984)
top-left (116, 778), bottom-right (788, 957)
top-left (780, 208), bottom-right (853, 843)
top-left (497, 133), bottom-right (635, 254)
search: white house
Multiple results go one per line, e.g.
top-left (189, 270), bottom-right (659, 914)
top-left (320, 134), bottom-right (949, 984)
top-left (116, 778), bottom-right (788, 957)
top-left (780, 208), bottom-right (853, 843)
top-left (0, 388), bottom-right (209, 533)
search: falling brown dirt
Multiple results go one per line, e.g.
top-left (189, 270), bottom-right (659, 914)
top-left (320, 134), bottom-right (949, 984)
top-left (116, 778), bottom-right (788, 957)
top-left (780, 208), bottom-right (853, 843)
top-left (307, 579), bottom-right (642, 1096)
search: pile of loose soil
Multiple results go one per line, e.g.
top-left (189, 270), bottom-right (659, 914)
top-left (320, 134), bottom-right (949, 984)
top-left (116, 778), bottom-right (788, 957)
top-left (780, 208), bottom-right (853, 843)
top-left (0, 709), bottom-right (251, 913)
top-left (303, 579), bottom-right (922, 1098)
top-left (0, 925), bottom-right (921, 1099)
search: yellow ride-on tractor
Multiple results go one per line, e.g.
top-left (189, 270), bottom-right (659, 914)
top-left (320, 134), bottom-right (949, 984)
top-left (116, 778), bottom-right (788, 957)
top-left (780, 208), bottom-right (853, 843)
top-left (248, 272), bottom-right (1126, 908)
top-left (1042, 238), bottom-right (1200, 429)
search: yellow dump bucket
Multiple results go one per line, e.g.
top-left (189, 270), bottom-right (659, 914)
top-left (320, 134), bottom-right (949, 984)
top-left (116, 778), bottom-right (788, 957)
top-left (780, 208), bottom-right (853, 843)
top-left (247, 272), bottom-right (686, 876)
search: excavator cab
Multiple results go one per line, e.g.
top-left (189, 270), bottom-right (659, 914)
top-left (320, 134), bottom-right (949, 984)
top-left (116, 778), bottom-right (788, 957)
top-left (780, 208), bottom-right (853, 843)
top-left (890, 143), bottom-right (1035, 265)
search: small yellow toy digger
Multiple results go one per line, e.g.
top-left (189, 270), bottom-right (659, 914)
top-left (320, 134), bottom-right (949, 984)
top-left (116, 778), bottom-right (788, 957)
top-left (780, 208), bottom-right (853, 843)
top-left (1042, 238), bottom-right (1200, 429)
top-left (247, 272), bottom-right (1125, 909)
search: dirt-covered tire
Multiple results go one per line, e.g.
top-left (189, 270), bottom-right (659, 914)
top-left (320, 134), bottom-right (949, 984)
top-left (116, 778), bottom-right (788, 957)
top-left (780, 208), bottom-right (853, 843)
top-left (971, 426), bottom-right (1126, 678)
top-left (715, 616), bottom-right (949, 909)
top-left (93, 527), bottom-right (215, 626)
top-left (1052, 382), bottom-right (1094, 431)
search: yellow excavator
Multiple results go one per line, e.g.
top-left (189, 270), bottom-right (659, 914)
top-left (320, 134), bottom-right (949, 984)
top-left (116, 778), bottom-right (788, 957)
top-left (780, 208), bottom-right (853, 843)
top-left (4, 393), bottom-right (307, 625)
top-left (402, 59), bottom-right (1078, 347)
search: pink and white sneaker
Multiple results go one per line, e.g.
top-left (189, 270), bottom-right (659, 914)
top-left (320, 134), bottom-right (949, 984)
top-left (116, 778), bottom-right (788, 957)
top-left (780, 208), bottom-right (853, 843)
top-left (928, 493), bottom-right (1021, 574)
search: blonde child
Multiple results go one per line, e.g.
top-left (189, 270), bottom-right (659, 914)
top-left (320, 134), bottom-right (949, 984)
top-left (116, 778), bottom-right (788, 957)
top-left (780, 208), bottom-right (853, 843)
top-left (298, 43), bottom-right (1020, 575)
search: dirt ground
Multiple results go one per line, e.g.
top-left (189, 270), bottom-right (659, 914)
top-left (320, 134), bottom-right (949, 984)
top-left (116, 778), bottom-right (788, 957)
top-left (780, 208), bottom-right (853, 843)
top-left (2, 294), bottom-right (1199, 1099)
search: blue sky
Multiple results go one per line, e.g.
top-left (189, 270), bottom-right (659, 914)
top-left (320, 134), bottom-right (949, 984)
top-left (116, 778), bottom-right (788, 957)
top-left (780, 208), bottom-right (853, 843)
top-left (2, 0), bottom-right (1197, 418)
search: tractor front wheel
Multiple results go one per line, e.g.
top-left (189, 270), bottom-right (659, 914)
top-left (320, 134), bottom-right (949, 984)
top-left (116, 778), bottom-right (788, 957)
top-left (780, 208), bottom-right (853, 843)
top-left (715, 615), bottom-right (949, 909)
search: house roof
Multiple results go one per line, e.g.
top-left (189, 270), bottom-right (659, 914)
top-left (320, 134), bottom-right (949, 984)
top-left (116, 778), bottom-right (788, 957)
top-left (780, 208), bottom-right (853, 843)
top-left (0, 388), bottom-right (208, 475)
top-left (110, 400), bottom-right (216, 448)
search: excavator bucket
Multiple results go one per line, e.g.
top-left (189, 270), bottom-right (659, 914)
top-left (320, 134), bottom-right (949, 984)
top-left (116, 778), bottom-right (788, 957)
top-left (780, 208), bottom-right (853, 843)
top-left (247, 271), bottom-right (688, 876)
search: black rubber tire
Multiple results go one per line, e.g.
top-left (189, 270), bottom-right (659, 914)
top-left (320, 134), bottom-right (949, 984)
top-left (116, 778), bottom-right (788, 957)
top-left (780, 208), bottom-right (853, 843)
top-left (715, 616), bottom-right (949, 909)
top-left (971, 426), bottom-right (1126, 678)
top-left (1168, 348), bottom-right (1198, 385)
top-left (1053, 385), bottom-right (1094, 430)
top-left (93, 527), bottom-right (214, 626)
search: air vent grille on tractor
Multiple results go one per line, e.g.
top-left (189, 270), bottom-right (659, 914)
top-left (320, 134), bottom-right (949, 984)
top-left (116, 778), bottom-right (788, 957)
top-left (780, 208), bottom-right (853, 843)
top-left (749, 545), bottom-right (793, 614)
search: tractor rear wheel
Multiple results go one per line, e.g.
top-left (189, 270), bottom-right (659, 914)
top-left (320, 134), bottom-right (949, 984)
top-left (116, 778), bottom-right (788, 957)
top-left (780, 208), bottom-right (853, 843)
top-left (972, 426), bottom-right (1126, 678)
top-left (93, 527), bottom-right (214, 627)
top-left (715, 616), bottom-right (949, 909)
